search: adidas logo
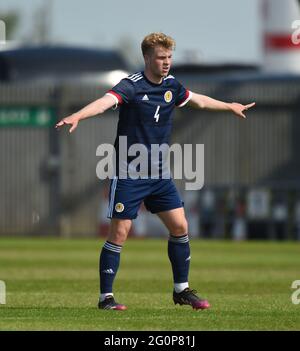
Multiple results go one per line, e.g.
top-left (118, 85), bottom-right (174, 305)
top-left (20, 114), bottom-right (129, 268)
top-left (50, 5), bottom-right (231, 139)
top-left (142, 94), bottom-right (149, 101)
top-left (102, 269), bottom-right (115, 274)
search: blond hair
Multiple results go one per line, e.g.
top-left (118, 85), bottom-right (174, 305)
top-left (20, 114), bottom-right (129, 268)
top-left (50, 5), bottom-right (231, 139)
top-left (141, 32), bottom-right (176, 56)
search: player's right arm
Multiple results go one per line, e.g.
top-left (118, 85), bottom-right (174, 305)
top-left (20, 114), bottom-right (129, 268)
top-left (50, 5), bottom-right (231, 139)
top-left (55, 94), bottom-right (116, 133)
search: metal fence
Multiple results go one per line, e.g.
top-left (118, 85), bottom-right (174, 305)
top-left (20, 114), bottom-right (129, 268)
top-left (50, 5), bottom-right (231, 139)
top-left (0, 76), bottom-right (300, 238)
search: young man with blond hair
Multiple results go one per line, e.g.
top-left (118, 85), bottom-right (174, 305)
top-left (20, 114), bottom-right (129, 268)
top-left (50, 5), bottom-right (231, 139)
top-left (56, 32), bottom-right (255, 310)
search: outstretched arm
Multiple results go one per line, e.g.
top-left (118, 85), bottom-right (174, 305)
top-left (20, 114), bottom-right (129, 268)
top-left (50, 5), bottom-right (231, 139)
top-left (187, 92), bottom-right (255, 119)
top-left (55, 94), bottom-right (116, 133)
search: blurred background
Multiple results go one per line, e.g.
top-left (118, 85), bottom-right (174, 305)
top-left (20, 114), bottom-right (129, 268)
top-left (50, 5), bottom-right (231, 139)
top-left (1, 0), bottom-right (300, 240)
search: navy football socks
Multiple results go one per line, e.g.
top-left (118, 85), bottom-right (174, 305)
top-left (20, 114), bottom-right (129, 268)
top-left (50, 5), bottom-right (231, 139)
top-left (168, 234), bottom-right (190, 291)
top-left (99, 241), bottom-right (122, 300)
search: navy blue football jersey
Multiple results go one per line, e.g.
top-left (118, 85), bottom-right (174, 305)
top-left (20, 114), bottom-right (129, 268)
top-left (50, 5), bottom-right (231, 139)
top-left (106, 71), bottom-right (192, 177)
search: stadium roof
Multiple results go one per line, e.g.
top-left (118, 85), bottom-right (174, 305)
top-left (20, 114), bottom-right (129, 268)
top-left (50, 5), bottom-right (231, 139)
top-left (0, 45), bottom-right (129, 82)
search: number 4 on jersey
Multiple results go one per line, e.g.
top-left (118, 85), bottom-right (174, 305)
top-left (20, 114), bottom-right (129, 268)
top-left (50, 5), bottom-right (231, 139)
top-left (154, 106), bottom-right (160, 122)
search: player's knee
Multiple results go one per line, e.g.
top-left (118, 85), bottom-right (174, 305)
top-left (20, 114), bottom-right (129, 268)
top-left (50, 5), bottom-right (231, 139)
top-left (109, 226), bottom-right (129, 245)
top-left (171, 219), bottom-right (188, 236)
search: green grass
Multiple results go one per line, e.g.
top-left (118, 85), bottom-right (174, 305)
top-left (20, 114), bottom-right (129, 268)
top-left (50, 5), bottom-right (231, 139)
top-left (0, 238), bottom-right (300, 330)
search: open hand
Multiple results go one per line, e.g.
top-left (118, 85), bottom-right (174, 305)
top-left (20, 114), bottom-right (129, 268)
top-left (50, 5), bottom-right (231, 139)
top-left (229, 102), bottom-right (255, 119)
top-left (55, 115), bottom-right (79, 133)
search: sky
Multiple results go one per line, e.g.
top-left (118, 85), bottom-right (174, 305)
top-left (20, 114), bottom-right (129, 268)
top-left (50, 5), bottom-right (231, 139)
top-left (0, 0), bottom-right (262, 65)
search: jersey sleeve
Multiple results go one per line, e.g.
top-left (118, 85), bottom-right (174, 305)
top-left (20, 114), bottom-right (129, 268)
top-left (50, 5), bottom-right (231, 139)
top-left (105, 78), bottom-right (135, 107)
top-left (175, 81), bottom-right (193, 108)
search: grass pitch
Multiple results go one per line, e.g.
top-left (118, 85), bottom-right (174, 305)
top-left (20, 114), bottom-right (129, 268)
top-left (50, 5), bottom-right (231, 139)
top-left (0, 238), bottom-right (299, 331)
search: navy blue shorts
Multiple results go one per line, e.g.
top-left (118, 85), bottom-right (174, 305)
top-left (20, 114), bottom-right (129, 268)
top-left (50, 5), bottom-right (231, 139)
top-left (107, 177), bottom-right (184, 219)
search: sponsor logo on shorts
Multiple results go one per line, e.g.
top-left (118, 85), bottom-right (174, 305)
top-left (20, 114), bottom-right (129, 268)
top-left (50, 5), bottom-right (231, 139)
top-left (115, 202), bottom-right (124, 213)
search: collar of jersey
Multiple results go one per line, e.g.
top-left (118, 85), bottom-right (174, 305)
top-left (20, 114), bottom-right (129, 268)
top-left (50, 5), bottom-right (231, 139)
top-left (142, 71), bottom-right (164, 87)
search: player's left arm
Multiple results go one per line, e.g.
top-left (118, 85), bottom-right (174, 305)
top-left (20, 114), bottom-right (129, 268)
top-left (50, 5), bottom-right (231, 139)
top-left (187, 92), bottom-right (255, 119)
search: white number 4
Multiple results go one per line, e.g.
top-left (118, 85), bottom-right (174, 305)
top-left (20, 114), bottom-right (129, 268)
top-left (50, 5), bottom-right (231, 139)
top-left (154, 106), bottom-right (160, 122)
